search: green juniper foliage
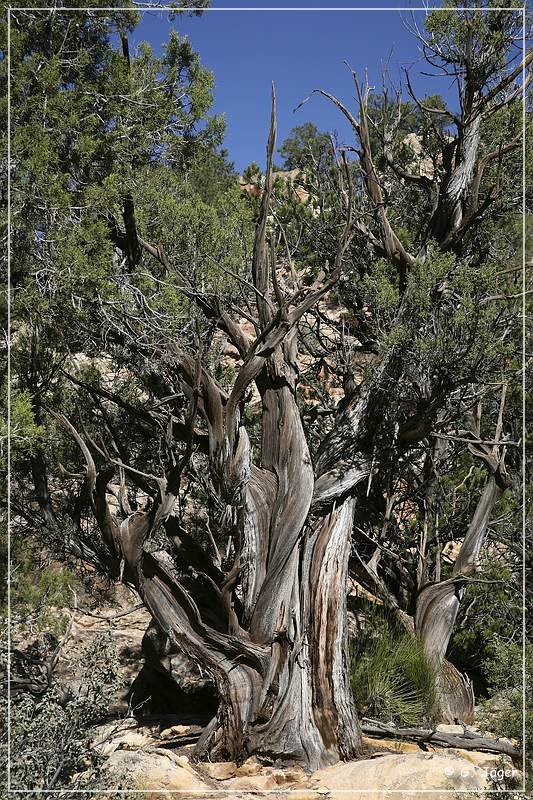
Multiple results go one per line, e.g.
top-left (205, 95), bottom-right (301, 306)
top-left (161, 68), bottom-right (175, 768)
top-left (278, 121), bottom-right (334, 174)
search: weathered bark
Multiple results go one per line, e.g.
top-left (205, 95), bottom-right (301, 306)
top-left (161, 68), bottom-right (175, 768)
top-left (415, 464), bottom-right (507, 722)
top-left (430, 115), bottom-right (482, 246)
top-left (436, 661), bottom-right (476, 725)
top-left (225, 332), bottom-right (363, 767)
top-left (308, 499), bottom-right (361, 759)
top-left (232, 339), bottom-right (341, 768)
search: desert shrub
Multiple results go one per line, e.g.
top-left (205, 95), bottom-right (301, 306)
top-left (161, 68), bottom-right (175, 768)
top-left (14, 564), bottom-right (75, 638)
top-left (477, 641), bottom-right (533, 789)
top-left (350, 622), bottom-right (437, 726)
top-left (3, 631), bottom-right (122, 794)
top-left (8, 532), bottom-right (80, 639)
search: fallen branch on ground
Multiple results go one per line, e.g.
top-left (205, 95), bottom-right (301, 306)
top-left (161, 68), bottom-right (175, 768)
top-left (361, 718), bottom-right (520, 761)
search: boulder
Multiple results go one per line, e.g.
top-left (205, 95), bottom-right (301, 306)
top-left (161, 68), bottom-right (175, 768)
top-left (201, 761), bottom-right (238, 781)
top-left (92, 718), bottom-right (159, 757)
top-left (159, 724), bottom-right (191, 739)
top-left (309, 751), bottom-right (511, 799)
top-left (128, 620), bottom-right (217, 718)
top-left (106, 748), bottom-right (210, 794)
top-left (235, 757), bottom-right (264, 777)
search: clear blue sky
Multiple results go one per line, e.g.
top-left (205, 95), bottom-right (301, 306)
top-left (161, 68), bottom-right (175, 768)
top-left (132, 2), bottom-right (454, 172)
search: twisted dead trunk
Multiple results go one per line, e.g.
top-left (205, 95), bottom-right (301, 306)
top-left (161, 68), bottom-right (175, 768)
top-left (62, 334), bottom-right (366, 769)
top-left (228, 336), bottom-right (362, 767)
top-left (431, 113), bottom-right (482, 246)
top-left (415, 472), bottom-right (506, 722)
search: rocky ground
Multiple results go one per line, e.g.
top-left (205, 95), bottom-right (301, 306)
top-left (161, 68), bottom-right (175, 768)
top-left (51, 583), bottom-right (520, 799)
top-left (90, 716), bottom-right (520, 800)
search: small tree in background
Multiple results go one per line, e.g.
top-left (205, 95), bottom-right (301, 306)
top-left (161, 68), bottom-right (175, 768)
top-left (278, 121), bottom-right (334, 174)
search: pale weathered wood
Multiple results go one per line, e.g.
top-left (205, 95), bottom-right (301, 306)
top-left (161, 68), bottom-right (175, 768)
top-left (361, 718), bottom-right (520, 761)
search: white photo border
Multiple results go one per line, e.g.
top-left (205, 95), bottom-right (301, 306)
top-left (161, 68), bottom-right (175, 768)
top-left (6, 2), bottom-right (528, 793)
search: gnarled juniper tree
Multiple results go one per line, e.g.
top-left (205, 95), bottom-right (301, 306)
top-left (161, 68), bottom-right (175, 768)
top-left (6, 2), bottom-right (531, 769)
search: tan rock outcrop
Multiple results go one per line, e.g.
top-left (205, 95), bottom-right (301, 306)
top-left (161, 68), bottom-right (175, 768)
top-left (107, 748), bottom-right (210, 794)
top-left (309, 750), bottom-right (512, 800)
top-left (91, 724), bottom-right (519, 799)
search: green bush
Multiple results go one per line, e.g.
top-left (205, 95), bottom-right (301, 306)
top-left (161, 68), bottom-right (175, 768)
top-left (3, 630), bottom-right (122, 794)
top-left (477, 641), bottom-right (533, 789)
top-left (351, 624), bottom-right (437, 727)
top-left (8, 530), bottom-right (79, 633)
top-left (14, 560), bottom-right (75, 637)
